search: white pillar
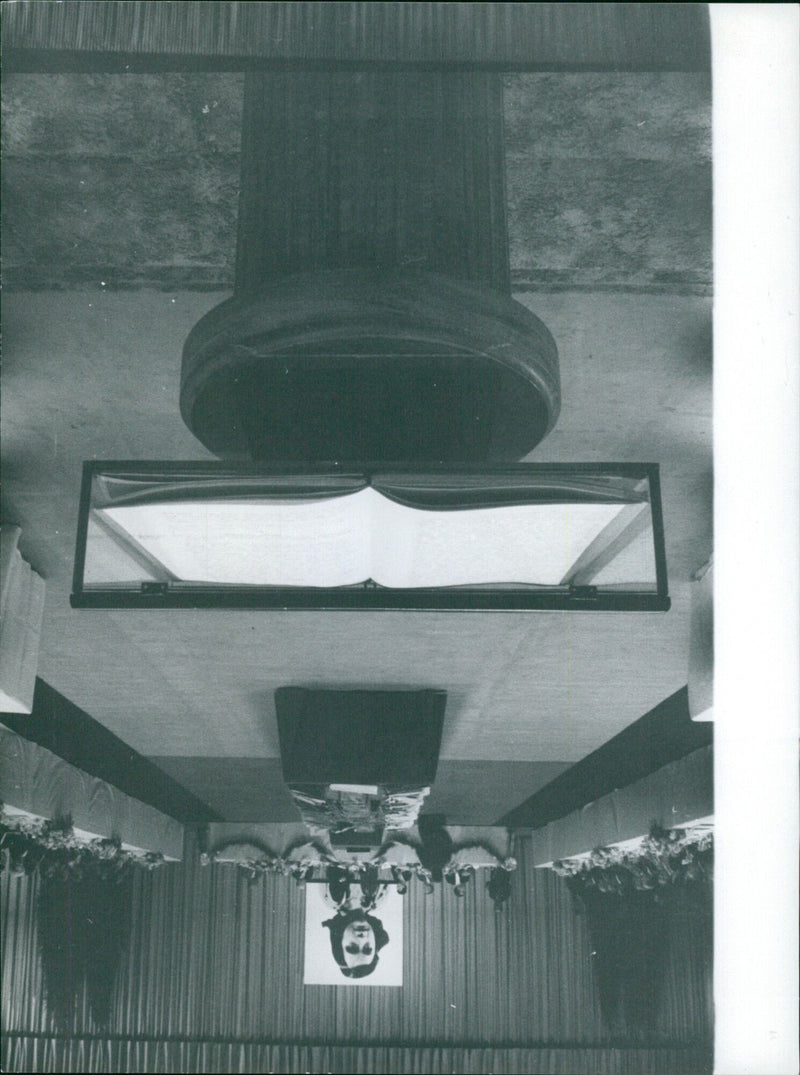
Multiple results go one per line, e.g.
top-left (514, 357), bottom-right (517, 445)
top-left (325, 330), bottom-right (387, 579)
top-left (0, 526), bottom-right (45, 713)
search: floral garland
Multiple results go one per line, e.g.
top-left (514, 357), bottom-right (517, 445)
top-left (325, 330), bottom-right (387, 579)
top-left (205, 853), bottom-right (326, 882)
top-left (199, 836), bottom-right (333, 880)
top-left (200, 838), bottom-right (518, 894)
top-left (551, 823), bottom-right (713, 896)
top-left (1, 808), bottom-right (166, 879)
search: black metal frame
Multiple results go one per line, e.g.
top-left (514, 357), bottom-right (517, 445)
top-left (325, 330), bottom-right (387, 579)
top-left (71, 460), bottom-right (670, 612)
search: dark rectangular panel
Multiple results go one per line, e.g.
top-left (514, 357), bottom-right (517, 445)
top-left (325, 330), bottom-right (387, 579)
top-left (276, 687), bottom-right (446, 785)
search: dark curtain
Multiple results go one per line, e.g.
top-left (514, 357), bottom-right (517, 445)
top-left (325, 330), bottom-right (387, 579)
top-left (36, 869), bottom-right (134, 1030)
top-left (2, 835), bottom-right (712, 1073)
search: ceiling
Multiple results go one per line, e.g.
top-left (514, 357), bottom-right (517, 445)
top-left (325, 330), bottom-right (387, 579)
top-left (0, 69), bottom-right (712, 821)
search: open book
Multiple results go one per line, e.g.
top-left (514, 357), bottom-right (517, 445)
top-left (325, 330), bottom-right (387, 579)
top-left (90, 486), bottom-right (650, 590)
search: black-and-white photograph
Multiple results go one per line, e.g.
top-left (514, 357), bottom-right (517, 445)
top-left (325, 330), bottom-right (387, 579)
top-left (1, 4), bottom-right (797, 1075)
top-left (304, 880), bottom-right (404, 987)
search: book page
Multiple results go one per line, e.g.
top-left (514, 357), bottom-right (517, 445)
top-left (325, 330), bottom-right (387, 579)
top-left (100, 489), bottom-right (375, 587)
top-left (369, 496), bottom-right (629, 588)
top-left (84, 515), bottom-right (164, 583)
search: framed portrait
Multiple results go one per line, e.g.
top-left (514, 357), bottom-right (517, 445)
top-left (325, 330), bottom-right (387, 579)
top-left (303, 883), bottom-right (403, 987)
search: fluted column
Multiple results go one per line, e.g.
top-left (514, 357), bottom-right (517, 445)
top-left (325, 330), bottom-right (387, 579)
top-left (236, 70), bottom-right (509, 294)
top-left (181, 69), bottom-right (559, 462)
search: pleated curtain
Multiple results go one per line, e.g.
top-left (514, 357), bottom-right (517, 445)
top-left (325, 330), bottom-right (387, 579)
top-left (2, 835), bottom-right (712, 1073)
top-left (1, 1039), bottom-right (713, 1074)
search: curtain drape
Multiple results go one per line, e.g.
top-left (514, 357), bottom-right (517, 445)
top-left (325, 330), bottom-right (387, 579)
top-left (2, 834), bottom-right (712, 1072)
top-left (1, 1038), bottom-right (712, 1074)
top-left (90, 465), bottom-right (650, 512)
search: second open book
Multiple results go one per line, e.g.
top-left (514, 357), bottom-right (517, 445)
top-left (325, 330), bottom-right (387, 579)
top-left (94, 485), bottom-right (651, 589)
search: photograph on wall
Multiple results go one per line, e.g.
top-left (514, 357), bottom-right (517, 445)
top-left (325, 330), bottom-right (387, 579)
top-left (303, 882), bottom-right (403, 987)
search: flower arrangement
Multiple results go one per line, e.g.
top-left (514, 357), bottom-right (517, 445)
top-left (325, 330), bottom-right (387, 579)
top-left (551, 823), bottom-right (713, 897)
top-left (0, 808), bottom-right (166, 1030)
top-left (0, 807), bottom-right (166, 879)
top-left (551, 824), bottom-right (713, 1035)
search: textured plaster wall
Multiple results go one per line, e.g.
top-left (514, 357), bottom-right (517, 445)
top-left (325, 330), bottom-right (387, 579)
top-left (2, 71), bottom-right (710, 292)
top-left (2, 74), bottom-right (243, 289)
top-left (504, 73), bottom-right (712, 292)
